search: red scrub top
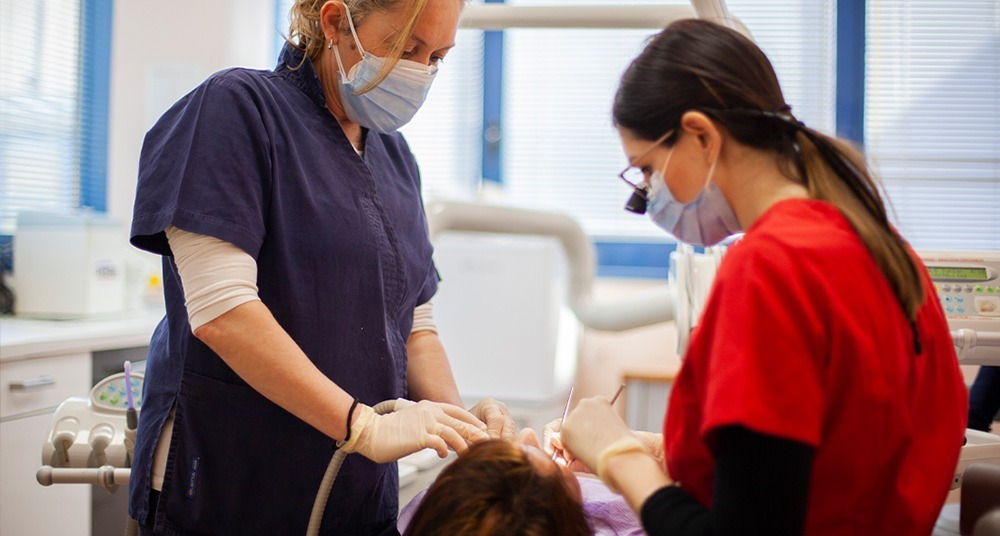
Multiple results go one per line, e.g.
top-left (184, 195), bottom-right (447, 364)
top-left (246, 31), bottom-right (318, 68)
top-left (663, 199), bottom-right (967, 535)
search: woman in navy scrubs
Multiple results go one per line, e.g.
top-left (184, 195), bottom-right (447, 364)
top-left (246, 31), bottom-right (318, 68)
top-left (128, 1), bottom-right (513, 534)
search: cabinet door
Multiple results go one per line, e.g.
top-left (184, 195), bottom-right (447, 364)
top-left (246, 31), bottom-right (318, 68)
top-left (1, 352), bottom-right (90, 420)
top-left (1, 414), bottom-right (90, 536)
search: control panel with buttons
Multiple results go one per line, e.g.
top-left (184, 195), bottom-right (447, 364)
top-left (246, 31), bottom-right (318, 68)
top-left (928, 262), bottom-right (1000, 319)
top-left (91, 372), bottom-right (143, 411)
top-left (920, 251), bottom-right (1000, 365)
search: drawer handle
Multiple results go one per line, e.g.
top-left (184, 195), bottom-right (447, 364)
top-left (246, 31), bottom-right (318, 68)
top-left (9, 375), bottom-right (56, 391)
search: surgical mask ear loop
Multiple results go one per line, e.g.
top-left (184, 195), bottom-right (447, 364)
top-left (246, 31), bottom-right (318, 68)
top-left (702, 143), bottom-right (720, 194)
top-left (651, 144), bottom-right (675, 192)
top-left (330, 4), bottom-right (367, 81)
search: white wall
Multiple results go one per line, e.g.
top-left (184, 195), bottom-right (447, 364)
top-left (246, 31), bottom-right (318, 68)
top-left (106, 0), bottom-right (278, 227)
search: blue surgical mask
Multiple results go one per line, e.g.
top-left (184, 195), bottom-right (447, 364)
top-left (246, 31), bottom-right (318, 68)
top-left (331, 6), bottom-right (437, 133)
top-left (647, 147), bottom-right (742, 246)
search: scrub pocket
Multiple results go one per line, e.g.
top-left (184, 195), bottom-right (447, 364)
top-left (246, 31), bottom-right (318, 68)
top-left (158, 371), bottom-right (328, 534)
top-left (158, 371), bottom-right (398, 535)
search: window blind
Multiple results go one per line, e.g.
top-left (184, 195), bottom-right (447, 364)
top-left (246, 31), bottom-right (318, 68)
top-left (866, 0), bottom-right (1000, 250)
top-left (500, 0), bottom-right (836, 239)
top-left (400, 29), bottom-right (485, 202)
top-left (0, 0), bottom-right (84, 233)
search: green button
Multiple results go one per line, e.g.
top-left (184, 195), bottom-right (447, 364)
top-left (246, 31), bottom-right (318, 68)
top-left (975, 286), bottom-right (984, 293)
top-left (989, 287), bottom-right (996, 294)
top-left (110, 396), bottom-right (119, 405)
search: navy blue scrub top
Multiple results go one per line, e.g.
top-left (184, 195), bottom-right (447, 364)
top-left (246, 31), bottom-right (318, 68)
top-left (128, 45), bottom-right (439, 536)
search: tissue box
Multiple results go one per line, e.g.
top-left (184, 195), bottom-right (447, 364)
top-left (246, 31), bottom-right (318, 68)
top-left (14, 211), bottom-right (126, 318)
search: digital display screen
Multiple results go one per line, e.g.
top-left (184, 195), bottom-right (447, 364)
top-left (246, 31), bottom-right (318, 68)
top-left (927, 266), bottom-right (988, 281)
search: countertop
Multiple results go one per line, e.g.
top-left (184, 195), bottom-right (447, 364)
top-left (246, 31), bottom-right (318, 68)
top-left (0, 308), bottom-right (164, 362)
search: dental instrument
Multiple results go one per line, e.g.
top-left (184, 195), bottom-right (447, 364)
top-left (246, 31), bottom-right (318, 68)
top-left (552, 387), bottom-right (575, 461)
top-left (610, 384), bottom-right (626, 406)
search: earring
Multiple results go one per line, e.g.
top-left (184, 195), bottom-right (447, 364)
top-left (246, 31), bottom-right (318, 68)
top-left (327, 39), bottom-right (334, 50)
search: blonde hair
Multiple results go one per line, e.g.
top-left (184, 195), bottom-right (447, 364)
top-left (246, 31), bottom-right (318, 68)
top-left (286, 0), bottom-right (430, 92)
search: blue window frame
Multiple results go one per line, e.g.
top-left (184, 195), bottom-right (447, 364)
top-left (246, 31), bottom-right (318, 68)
top-left (80, 0), bottom-right (114, 212)
top-left (836, 0), bottom-right (865, 145)
top-left (0, 0), bottom-right (112, 271)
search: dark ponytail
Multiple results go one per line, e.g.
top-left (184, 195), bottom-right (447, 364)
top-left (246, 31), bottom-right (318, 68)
top-left (789, 117), bottom-right (925, 322)
top-left (613, 19), bottom-right (925, 322)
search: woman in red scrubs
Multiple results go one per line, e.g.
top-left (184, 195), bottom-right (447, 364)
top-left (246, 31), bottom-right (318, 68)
top-left (557, 19), bottom-right (967, 536)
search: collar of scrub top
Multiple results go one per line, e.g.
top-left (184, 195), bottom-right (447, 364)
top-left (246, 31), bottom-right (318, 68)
top-left (276, 44), bottom-right (330, 110)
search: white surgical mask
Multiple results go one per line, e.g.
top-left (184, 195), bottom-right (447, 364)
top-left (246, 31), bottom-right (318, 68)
top-left (331, 6), bottom-right (437, 133)
top-left (647, 146), bottom-right (742, 246)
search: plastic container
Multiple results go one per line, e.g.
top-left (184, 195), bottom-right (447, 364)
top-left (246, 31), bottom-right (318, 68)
top-left (13, 211), bottom-right (126, 318)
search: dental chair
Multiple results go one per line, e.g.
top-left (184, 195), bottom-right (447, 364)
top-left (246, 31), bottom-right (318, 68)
top-left (960, 464), bottom-right (1000, 536)
top-left (935, 463), bottom-right (1000, 536)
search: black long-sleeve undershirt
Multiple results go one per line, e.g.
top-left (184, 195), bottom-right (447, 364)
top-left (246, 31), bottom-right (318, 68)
top-left (640, 426), bottom-right (815, 536)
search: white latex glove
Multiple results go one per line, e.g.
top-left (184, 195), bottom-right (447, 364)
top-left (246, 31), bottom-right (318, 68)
top-left (560, 397), bottom-right (645, 478)
top-left (542, 417), bottom-right (562, 455)
top-left (339, 399), bottom-right (489, 463)
top-left (545, 421), bottom-right (664, 469)
top-left (543, 418), bottom-right (590, 472)
top-left (468, 397), bottom-right (516, 440)
top-left (633, 430), bottom-right (665, 466)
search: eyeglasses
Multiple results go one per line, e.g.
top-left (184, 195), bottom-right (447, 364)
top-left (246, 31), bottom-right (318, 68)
top-left (617, 129), bottom-right (675, 215)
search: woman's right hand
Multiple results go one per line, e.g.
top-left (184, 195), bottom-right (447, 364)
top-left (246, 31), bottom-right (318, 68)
top-left (546, 422), bottom-right (664, 473)
top-left (339, 400), bottom-right (490, 463)
top-left (559, 397), bottom-right (638, 474)
top-left (542, 419), bottom-right (591, 473)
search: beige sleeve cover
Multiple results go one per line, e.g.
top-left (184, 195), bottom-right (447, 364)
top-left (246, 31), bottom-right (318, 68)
top-left (164, 225), bottom-right (261, 331)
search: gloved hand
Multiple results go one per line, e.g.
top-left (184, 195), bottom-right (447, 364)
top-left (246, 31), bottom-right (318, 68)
top-left (544, 418), bottom-right (664, 470)
top-left (542, 417), bottom-right (562, 455)
top-left (468, 397), bottom-right (516, 440)
top-left (560, 396), bottom-right (646, 479)
top-left (543, 418), bottom-right (590, 472)
top-left (633, 430), bottom-right (665, 466)
top-left (339, 399), bottom-right (489, 463)
top-left (542, 419), bottom-right (665, 470)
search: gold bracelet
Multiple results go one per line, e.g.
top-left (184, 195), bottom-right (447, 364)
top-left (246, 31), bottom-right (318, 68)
top-left (596, 436), bottom-right (648, 493)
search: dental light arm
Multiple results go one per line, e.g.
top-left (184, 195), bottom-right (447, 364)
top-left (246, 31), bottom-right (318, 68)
top-left (426, 200), bottom-right (675, 331)
top-left (460, 5), bottom-right (696, 29)
top-left (460, 1), bottom-right (751, 37)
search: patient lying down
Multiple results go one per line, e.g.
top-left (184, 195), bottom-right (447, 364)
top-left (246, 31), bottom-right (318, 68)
top-left (397, 429), bottom-right (644, 536)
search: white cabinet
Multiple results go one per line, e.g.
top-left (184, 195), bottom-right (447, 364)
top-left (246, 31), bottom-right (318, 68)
top-left (0, 353), bottom-right (91, 536)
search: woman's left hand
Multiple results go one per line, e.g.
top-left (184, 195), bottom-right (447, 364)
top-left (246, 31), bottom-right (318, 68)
top-left (560, 396), bottom-right (638, 473)
top-left (468, 397), bottom-right (516, 440)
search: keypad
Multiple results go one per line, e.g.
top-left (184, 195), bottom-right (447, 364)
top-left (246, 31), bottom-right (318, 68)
top-left (936, 284), bottom-right (999, 317)
top-left (92, 374), bottom-right (143, 411)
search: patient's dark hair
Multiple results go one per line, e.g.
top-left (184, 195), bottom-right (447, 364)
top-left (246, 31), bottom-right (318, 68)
top-left (404, 440), bottom-right (590, 536)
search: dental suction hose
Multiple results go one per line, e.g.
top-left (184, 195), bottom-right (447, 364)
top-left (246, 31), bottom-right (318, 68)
top-left (306, 399), bottom-right (399, 536)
